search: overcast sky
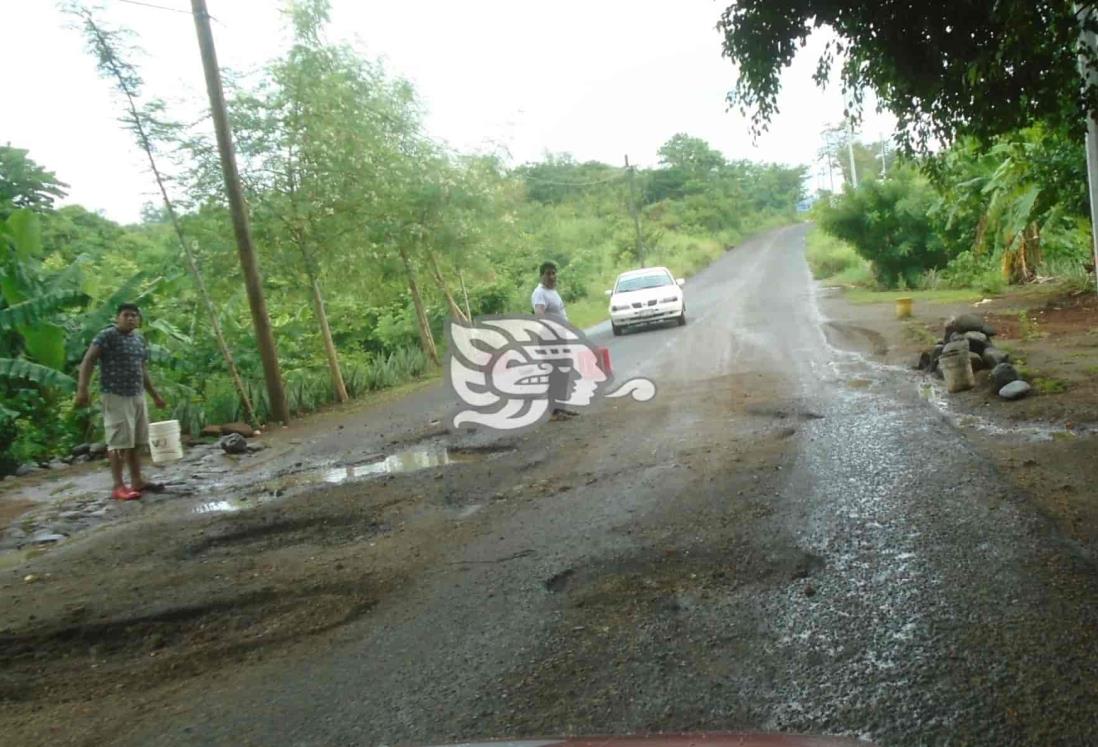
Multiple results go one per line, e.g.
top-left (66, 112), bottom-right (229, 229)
top-left (4, 0), bottom-right (895, 223)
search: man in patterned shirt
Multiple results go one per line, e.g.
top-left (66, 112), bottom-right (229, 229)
top-left (75, 303), bottom-right (167, 500)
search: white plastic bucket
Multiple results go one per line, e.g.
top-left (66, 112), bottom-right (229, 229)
top-left (148, 419), bottom-right (184, 463)
top-left (939, 351), bottom-right (975, 393)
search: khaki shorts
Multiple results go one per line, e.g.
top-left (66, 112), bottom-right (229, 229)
top-left (102, 393), bottom-right (149, 451)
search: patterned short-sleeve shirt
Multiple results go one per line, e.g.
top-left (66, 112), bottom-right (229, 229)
top-left (92, 326), bottom-right (149, 396)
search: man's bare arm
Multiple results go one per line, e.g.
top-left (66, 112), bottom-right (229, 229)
top-left (143, 362), bottom-right (166, 408)
top-left (75, 345), bottom-right (100, 407)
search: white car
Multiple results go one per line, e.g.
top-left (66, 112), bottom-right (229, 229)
top-left (606, 266), bottom-right (686, 336)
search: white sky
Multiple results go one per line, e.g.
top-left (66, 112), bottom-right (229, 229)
top-left (4, 0), bottom-right (895, 223)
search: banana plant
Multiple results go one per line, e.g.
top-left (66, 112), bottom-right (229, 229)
top-left (0, 209), bottom-right (83, 390)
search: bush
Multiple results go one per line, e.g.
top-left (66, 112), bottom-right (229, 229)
top-left (817, 166), bottom-right (952, 288)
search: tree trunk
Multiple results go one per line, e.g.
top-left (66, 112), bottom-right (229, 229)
top-left (458, 269), bottom-right (473, 321)
top-left (300, 247), bottom-right (349, 403)
top-left (79, 12), bottom-right (259, 425)
top-left (398, 246), bottom-right (440, 366)
top-left (183, 242), bottom-right (259, 424)
top-left (426, 250), bottom-right (467, 322)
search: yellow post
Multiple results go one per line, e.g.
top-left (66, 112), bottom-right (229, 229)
top-left (895, 297), bottom-right (914, 319)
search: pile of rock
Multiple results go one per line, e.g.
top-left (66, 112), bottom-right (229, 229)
top-left (916, 313), bottom-right (1031, 400)
top-left (6, 442), bottom-right (108, 480)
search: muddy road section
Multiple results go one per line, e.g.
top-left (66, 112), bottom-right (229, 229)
top-left (2, 225), bottom-right (1097, 746)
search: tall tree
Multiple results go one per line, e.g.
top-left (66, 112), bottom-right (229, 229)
top-left (717, 1), bottom-right (1096, 148)
top-left (0, 146), bottom-right (68, 218)
top-left (70, 4), bottom-right (257, 424)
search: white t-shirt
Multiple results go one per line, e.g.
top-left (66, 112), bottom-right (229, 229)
top-left (531, 284), bottom-right (568, 321)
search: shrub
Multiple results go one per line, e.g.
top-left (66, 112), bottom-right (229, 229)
top-left (817, 166), bottom-right (952, 288)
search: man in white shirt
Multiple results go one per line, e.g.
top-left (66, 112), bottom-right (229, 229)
top-left (531, 261), bottom-right (567, 322)
top-left (531, 261), bottom-right (576, 419)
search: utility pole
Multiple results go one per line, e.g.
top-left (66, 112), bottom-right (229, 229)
top-left (879, 140), bottom-right (889, 178)
top-left (624, 155), bottom-right (644, 266)
top-left (1077, 3), bottom-right (1098, 294)
top-left (191, 0), bottom-right (291, 423)
top-left (846, 120), bottom-right (859, 189)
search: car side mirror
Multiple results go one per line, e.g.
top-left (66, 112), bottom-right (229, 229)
top-left (676, 278), bottom-right (685, 287)
top-left (604, 289), bottom-right (613, 296)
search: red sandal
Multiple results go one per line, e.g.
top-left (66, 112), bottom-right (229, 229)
top-left (111, 486), bottom-right (141, 501)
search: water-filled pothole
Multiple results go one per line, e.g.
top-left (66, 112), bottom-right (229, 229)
top-left (319, 444), bottom-right (470, 484)
top-left (190, 443), bottom-right (512, 514)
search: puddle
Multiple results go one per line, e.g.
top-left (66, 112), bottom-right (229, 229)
top-left (189, 445), bottom-right (485, 515)
top-left (319, 445), bottom-right (476, 484)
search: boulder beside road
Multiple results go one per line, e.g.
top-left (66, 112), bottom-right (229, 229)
top-left (999, 380), bottom-right (1032, 400)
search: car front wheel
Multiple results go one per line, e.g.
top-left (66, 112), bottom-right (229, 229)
top-left (677, 307), bottom-right (687, 326)
top-left (612, 322), bottom-right (623, 336)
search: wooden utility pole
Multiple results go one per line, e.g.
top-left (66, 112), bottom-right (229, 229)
top-left (624, 155), bottom-right (644, 266)
top-left (191, 0), bottom-right (290, 423)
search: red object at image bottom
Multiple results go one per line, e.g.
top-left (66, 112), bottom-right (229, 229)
top-left (597, 346), bottom-right (612, 377)
top-left (424, 734), bottom-right (876, 747)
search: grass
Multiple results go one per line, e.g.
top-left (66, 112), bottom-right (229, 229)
top-left (843, 288), bottom-right (985, 305)
top-left (569, 296), bottom-right (612, 330)
top-left (805, 225), bottom-right (871, 284)
top-left (1033, 376), bottom-right (1068, 394)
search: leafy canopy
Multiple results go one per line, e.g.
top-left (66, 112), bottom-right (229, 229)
top-left (717, 1), bottom-right (1097, 148)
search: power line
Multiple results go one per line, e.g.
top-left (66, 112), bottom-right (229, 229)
top-left (117, 0), bottom-right (192, 15)
top-left (116, 0), bottom-right (224, 25)
top-left (517, 170), bottom-right (626, 187)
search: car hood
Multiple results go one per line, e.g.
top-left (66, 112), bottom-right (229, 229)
top-left (610, 285), bottom-right (680, 307)
top-left (423, 734), bottom-right (875, 747)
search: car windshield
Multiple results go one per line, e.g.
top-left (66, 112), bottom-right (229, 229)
top-left (616, 273), bottom-right (673, 293)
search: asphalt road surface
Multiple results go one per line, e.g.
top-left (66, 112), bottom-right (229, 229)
top-left (20, 225), bottom-right (1097, 746)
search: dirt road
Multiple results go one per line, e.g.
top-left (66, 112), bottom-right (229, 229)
top-left (2, 225), bottom-right (1097, 746)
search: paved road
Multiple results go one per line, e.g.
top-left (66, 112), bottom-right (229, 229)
top-left (136, 225), bottom-right (1098, 746)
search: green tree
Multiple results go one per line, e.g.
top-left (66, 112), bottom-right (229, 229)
top-left (0, 146), bottom-right (68, 217)
top-left (817, 166), bottom-right (950, 287)
top-left (717, 1), bottom-right (1095, 148)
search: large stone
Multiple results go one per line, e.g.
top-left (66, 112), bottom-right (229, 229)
top-left (14, 463), bottom-right (41, 477)
top-left (982, 323), bottom-right (998, 337)
top-left (88, 442), bottom-right (107, 458)
top-left (942, 339), bottom-right (970, 356)
top-left (47, 460), bottom-right (68, 470)
top-left (969, 352), bottom-right (987, 371)
top-left (200, 424), bottom-right (223, 438)
top-left (991, 362), bottom-right (1020, 390)
top-left (982, 347), bottom-right (1011, 368)
top-left (945, 313), bottom-right (987, 338)
top-left (999, 380), bottom-right (1032, 400)
top-left (963, 331), bottom-right (989, 355)
top-left (220, 421), bottom-right (255, 438)
top-left (219, 433), bottom-right (248, 455)
top-left (71, 443), bottom-right (91, 457)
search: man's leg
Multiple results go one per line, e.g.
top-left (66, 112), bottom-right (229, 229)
top-left (126, 448), bottom-right (143, 491)
top-left (108, 449), bottom-right (126, 490)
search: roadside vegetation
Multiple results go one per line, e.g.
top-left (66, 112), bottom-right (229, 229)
top-left (805, 123), bottom-right (1094, 298)
top-left (0, 1), bottom-right (803, 473)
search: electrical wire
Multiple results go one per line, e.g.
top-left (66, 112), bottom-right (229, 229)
top-left (116, 0), bottom-right (192, 15)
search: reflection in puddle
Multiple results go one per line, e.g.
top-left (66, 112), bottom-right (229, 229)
top-left (321, 445), bottom-right (462, 484)
top-left (194, 498), bottom-right (250, 514)
top-left (190, 445), bottom-right (473, 514)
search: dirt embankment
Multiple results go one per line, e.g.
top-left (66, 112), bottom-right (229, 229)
top-left (819, 284), bottom-right (1098, 560)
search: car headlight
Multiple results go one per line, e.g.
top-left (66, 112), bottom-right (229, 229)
top-left (660, 296), bottom-right (680, 303)
top-left (611, 304), bottom-right (629, 311)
